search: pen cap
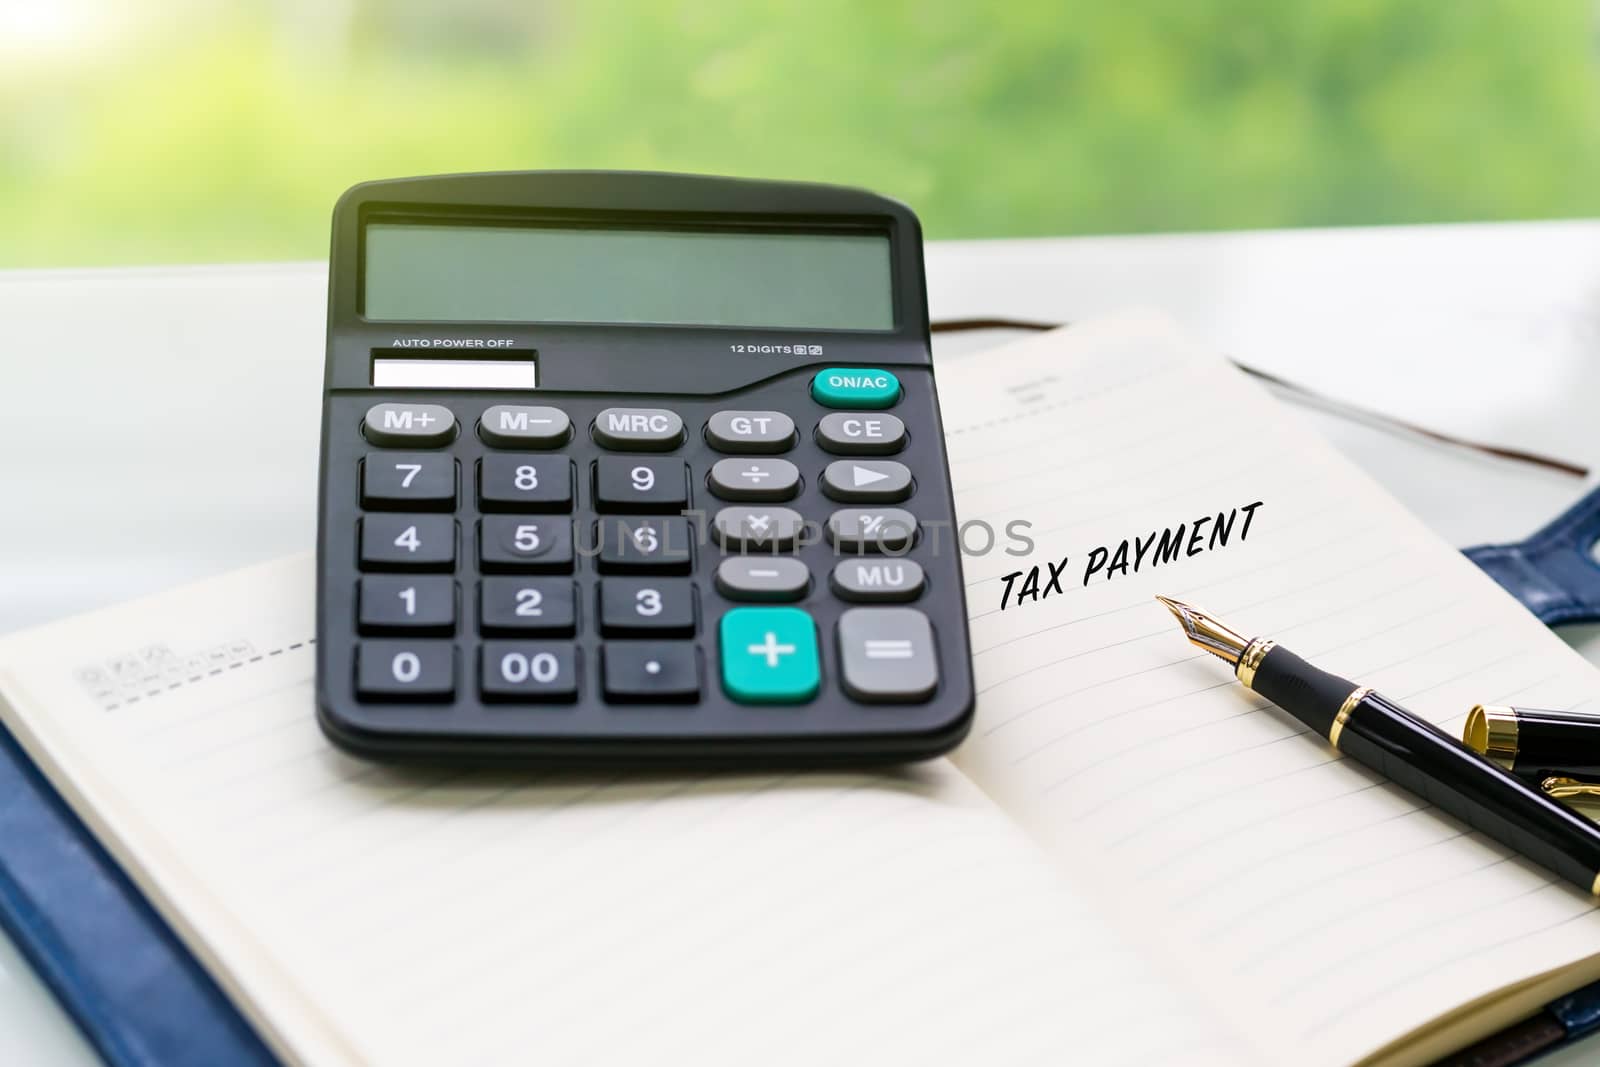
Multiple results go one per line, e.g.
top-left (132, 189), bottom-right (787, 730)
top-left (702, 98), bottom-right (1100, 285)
top-left (1463, 705), bottom-right (1600, 779)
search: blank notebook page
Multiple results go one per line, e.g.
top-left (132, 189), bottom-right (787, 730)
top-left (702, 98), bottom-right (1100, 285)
top-left (938, 315), bottom-right (1600, 1067)
top-left (0, 556), bottom-right (1249, 1067)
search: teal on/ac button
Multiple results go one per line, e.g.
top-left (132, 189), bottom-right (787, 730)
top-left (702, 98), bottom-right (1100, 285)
top-left (719, 607), bottom-right (820, 703)
top-left (811, 367), bottom-right (901, 409)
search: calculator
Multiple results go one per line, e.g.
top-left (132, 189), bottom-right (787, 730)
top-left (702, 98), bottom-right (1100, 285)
top-left (315, 170), bottom-right (975, 763)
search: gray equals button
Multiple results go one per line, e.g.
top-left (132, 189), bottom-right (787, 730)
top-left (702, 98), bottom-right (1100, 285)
top-left (837, 608), bottom-right (938, 703)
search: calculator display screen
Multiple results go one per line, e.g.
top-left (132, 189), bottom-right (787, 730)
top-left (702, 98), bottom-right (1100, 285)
top-left (363, 222), bottom-right (894, 330)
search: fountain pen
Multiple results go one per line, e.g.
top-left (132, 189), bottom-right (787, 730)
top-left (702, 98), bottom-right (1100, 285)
top-left (1157, 596), bottom-right (1600, 898)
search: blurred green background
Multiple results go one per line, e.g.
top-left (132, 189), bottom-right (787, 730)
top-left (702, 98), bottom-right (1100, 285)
top-left (4, 0), bottom-right (1600, 267)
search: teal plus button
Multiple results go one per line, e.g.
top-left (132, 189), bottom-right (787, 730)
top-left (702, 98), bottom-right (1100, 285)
top-left (719, 607), bottom-right (820, 703)
top-left (811, 367), bottom-right (901, 409)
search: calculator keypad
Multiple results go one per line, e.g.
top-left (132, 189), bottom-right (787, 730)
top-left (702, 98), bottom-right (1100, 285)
top-left (322, 364), bottom-right (971, 761)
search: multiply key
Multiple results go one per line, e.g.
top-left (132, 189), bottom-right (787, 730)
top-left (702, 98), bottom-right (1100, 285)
top-left (712, 507), bottom-right (806, 552)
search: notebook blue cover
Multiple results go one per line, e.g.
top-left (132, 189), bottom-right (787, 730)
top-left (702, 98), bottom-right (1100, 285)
top-left (0, 719), bottom-right (277, 1067)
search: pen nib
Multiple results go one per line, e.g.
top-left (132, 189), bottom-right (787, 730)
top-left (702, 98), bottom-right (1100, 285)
top-left (1155, 596), bottom-right (1251, 668)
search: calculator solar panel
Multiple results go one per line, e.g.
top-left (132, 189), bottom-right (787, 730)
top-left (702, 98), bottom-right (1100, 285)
top-left (315, 171), bottom-right (974, 763)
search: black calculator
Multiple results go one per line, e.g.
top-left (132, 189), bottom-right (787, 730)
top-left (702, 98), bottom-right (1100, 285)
top-left (314, 170), bottom-right (975, 763)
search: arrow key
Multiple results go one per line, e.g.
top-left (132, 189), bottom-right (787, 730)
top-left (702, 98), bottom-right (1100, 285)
top-left (821, 460), bottom-right (912, 503)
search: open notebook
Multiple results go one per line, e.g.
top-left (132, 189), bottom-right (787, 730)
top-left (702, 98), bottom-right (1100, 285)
top-left (5, 313), bottom-right (1600, 1067)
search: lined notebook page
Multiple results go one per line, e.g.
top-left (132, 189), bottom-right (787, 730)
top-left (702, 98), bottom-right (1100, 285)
top-left (0, 556), bottom-right (1249, 1067)
top-left (938, 315), bottom-right (1600, 1067)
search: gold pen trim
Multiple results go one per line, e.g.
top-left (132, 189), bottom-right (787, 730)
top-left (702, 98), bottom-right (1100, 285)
top-left (1462, 704), bottom-right (1519, 770)
top-left (1542, 777), bottom-right (1600, 800)
top-left (1591, 870), bottom-right (1600, 898)
top-left (1236, 639), bottom-right (1276, 689)
top-left (1328, 686), bottom-right (1373, 749)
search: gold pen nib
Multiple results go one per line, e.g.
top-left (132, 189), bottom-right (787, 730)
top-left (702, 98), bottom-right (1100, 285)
top-left (1155, 596), bottom-right (1251, 668)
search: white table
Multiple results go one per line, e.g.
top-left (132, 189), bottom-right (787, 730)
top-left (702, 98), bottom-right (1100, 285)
top-left (5, 221), bottom-right (1600, 1064)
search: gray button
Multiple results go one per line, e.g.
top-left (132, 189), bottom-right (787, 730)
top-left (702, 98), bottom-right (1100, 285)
top-left (831, 558), bottom-right (925, 602)
top-left (716, 557), bottom-right (810, 601)
top-left (837, 608), bottom-right (938, 702)
top-left (713, 507), bottom-right (807, 552)
top-left (826, 508), bottom-right (917, 552)
top-left (816, 411), bottom-right (906, 455)
top-left (479, 405), bottom-right (571, 448)
top-left (706, 410), bottom-right (796, 453)
top-left (709, 457), bottom-right (801, 502)
top-left (363, 403), bottom-right (456, 447)
top-left (593, 407), bottom-right (685, 451)
top-left (820, 460), bottom-right (912, 503)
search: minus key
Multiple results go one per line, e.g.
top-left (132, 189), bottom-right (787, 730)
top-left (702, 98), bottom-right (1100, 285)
top-left (715, 557), bottom-right (810, 602)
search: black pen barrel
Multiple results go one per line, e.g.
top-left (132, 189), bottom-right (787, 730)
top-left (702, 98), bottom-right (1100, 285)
top-left (1159, 600), bottom-right (1600, 897)
top-left (1242, 644), bottom-right (1600, 896)
top-left (1337, 692), bottom-right (1600, 894)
